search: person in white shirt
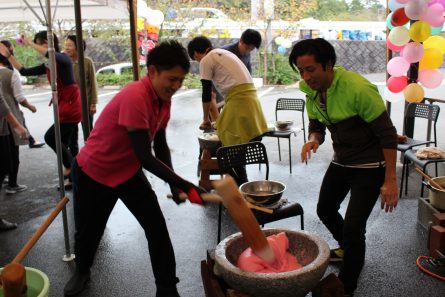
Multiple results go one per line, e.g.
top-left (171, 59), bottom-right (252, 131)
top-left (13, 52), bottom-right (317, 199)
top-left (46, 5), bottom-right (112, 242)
top-left (187, 36), bottom-right (268, 185)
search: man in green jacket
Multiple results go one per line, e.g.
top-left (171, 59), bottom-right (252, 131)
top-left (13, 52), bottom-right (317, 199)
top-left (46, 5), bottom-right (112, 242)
top-left (289, 38), bottom-right (398, 297)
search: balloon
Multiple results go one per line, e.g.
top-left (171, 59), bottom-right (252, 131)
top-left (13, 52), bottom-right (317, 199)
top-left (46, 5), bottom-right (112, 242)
top-left (147, 9), bottom-right (164, 26)
top-left (409, 21), bottom-right (431, 42)
top-left (137, 0), bottom-right (150, 18)
top-left (387, 76), bottom-right (408, 93)
top-left (384, 87), bottom-right (405, 103)
top-left (388, 26), bottom-right (410, 46)
top-left (386, 38), bottom-right (405, 51)
top-left (275, 36), bottom-right (284, 45)
top-left (418, 69), bottom-right (443, 88)
top-left (137, 18), bottom-right (145, 31)
top-left (401, 42), bottom-right (424, 63)
top-left (405, 0), bottom-right (428, 20)
top-left (431, 24), bottom-right (444, 35)
top-left (420, 3), bottom-right (445, 27)
top-left (386, 12), bottom-right (395, 30)
top-left (396, 0), bottom-right (410, 3)
top-left (389, 0), bottom-right (406, 11)
top-left (277, 46), bottom-right (286, 55)
top-left (404, 83), bottom-right (425, 103)
top-left (419, 47), bottom-right (443, 69)
top-left (423, 35), bottom-right (445, 53)
top-left (387, 57), bottom-right (410, 77)
top-left (391, 8), bottom-right (410, 26)
top-left (281, 39), bottom-right (292, 49)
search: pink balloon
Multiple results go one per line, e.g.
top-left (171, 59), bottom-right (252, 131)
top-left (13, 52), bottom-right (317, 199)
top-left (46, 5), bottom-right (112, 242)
top-left (402, 42), bottom-right (425, 63)
top-left (419, 69), bottom-right (443, 88)
top-left (387, 76), bottom-right (408, 92)
top-left (420, 3), bottom-right (445, 27)
top-left (435, 0), bottom-right (445, 9)
top-left (387, 56), bottom-right (410, 77)
top-left (387, 38), bottom-right (405, 51)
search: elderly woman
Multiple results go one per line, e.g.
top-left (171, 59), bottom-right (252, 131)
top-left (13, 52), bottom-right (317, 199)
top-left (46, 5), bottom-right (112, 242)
top-left (0, 32), bottom-right (82, 188)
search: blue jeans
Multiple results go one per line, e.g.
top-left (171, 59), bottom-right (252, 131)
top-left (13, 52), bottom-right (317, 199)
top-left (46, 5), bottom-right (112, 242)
top-left (317, 162), bottom-right (385, 294)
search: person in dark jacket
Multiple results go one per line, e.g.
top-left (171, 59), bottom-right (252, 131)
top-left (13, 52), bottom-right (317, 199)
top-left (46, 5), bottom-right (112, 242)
top-left (289, 38), bottom-right (398, 297)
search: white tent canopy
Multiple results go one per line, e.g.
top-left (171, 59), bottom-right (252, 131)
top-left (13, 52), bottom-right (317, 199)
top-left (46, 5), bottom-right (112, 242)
top-left (0, 0), bottom-right (129, 23)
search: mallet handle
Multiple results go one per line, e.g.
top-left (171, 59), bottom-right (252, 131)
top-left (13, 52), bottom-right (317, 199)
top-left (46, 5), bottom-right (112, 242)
top-left (13, 196), bottom-right (69, 263)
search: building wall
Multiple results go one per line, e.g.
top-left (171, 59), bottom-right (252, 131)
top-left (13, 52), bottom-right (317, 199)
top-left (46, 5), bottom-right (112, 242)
top-left (87, 39), bottom-right (396, 75)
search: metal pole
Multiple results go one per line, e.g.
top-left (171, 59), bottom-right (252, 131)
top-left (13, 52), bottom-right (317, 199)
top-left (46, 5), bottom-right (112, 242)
top-left (45, 0), bottom-right (74, 262)
top-left (74, 0), bottom-right (91, 139)
top-left (385, 0), bottom-right (392, 115)
top-left (128, 0), bottom-right (140, 81)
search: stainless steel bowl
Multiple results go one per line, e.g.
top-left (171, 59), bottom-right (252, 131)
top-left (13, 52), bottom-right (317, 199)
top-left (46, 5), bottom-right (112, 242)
top-left (198, 132), bottom-right (222, 155)
top-left (239, 180), bottom-right (286, 205)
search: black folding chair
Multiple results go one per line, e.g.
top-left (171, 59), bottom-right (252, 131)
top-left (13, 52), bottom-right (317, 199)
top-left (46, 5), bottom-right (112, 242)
top-left (263, 98), bottom-right (306, 173)
top-left (399, 103), bottom-right (441, 197)
top-left (215, 141), bottom-right (304, 243)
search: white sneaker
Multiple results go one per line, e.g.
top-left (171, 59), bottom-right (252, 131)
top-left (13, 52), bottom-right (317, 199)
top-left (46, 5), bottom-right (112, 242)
top-left (5, 185), bottom-right (28, 194)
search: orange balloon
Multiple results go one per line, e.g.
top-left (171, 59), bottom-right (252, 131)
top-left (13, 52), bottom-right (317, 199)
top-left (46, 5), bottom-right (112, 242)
top-left (403, 83), bottom-right (425, 103)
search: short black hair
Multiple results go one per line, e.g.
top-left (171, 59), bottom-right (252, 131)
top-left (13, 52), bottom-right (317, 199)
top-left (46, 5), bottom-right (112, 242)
top-left (289, 38), bottom-right (336, 72)
top-left (66, 35), bottom-right (86, 51)
top-left (240, 29), bottom-right (262, 49)
top-left (187, 36), bottom-right (212, 60)
top-left (146, 40), bottom-right (190, 73)
top-left (33, 31), bottom-right (60, 52)
top-left (0, 40), bottom-right (12, 67)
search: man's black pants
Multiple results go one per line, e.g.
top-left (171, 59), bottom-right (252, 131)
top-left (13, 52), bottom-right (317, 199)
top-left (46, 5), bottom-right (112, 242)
top-left (317, 162), bottom-right (385, 294)
top-left (73, 163), bottom-right (179, 289)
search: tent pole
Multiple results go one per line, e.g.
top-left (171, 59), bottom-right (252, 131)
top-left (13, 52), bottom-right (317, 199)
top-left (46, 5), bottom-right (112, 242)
top-left (45, 0), bottom-right (74, 262)
top-left (128, 0), bottom-right (140, 81)
top-left (74, 0), bottom-right (91, 139)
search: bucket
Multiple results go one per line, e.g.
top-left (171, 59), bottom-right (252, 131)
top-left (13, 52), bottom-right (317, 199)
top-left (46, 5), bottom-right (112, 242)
top-left (427, 176), bottom-right (445, 211)
top-left (0, 267), bottom-right (50, 297)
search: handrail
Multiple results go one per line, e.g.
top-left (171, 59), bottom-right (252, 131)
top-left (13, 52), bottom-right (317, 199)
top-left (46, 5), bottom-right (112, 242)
top-left (425, 97), bottom-right (445, 105)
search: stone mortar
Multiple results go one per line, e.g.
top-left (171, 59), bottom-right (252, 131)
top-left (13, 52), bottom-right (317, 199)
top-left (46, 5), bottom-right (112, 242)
top-left (214, 228), bottom-right (330, 297)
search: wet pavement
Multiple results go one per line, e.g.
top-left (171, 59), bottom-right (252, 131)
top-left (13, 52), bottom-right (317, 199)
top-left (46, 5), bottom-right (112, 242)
top-left (1, 76), bottom-right (445, 297)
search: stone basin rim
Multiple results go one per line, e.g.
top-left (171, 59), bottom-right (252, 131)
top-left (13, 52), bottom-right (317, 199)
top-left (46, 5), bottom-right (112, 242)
top-left (215, 228), bottom-right (330, 279)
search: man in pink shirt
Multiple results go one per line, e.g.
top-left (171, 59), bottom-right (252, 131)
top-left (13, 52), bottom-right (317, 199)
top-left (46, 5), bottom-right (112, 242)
top-left (64, 41), bottom-right (205, 297)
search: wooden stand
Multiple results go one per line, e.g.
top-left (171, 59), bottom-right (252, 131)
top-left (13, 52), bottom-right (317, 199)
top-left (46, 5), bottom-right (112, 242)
top-left (199, 149), bottom-right (221, 191)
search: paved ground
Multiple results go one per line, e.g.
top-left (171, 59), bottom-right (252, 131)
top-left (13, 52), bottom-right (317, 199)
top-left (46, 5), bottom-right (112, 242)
top-left (1, 75), bottom-right (445, 297)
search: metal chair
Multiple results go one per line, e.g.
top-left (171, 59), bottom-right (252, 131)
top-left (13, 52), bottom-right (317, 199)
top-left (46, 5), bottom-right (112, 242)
top-left (263, 98), bottom-right (306, 173)
top-left (399, 103), bottom-right (441, 197)
top-left (215, 141), bottom-right (304, 243)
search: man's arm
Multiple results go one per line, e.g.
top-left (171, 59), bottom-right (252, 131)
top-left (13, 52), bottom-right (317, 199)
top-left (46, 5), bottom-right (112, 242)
top-left (200, 79), bottom-right (213, 130)
top-left (301, 119), bottom-right (326, 162)
top-left (128, 128), bottom-right (205, 204)
top-left (369, 111), bottom-right (398, 212)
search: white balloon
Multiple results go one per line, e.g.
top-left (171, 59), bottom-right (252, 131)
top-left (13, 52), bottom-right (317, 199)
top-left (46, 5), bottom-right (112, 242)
top-left (389, 0), bottom-right (406, 11)
top-left (405, 0), bottom-right (428, 20)
top-left (383, 87), bottom-right (405, 103)
top-left (147, 9), bottom-right (164, 26)
top-left (137, 0), bottom-right (149, 18)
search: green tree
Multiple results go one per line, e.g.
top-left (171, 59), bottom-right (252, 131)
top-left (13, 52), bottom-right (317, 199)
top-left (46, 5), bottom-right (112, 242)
top-left (307, 0), bottom-right (349, 20)
top-left (349, 0), bottom-right (365, 12)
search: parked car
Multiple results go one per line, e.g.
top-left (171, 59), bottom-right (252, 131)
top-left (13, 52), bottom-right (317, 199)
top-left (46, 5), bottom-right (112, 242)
top-left (163, 7), bottom-right (242, 38)
top-left (96, 62), bottom-right (146, 76)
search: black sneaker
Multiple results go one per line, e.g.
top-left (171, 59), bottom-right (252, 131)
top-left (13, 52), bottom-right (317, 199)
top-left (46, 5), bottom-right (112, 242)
top-left (64, 268), bottom-right (90, 296)
top-left (330, 248), bottom-right (344, 262)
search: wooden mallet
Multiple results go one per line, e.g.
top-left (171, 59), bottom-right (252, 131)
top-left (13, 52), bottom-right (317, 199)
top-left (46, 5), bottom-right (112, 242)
top-left (213, 176), bottom-right (276, 264)
top-left (0, 196), bottom-right (69, 297)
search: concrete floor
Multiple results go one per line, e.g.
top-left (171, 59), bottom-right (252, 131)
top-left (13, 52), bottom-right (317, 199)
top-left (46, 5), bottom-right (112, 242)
top-left (1, 80), bottom-right (445, 297)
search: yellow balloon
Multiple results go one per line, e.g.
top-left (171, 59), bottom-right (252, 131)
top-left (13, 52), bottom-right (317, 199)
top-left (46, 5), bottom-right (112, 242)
top-left (404, 83), bottom-right (425, 103)
top-left (137, 18), bottom-right (145, 31)
top-left (419, 47), bottom-right (443, 70)
top-left (424, 36), bottom-right (445, 54)
top-left (409, 21), bottom-right (431, 43)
